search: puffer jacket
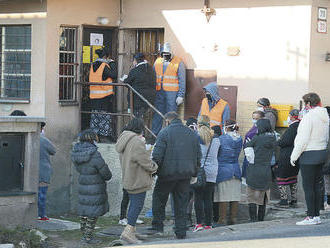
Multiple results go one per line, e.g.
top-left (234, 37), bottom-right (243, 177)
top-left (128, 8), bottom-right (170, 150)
top-left (71, 142), bottom-right (112, 218)
top-left (152, 118), bottom-right (202, 182)
top-left (115, 131), bottom-right (158, 194)
top-left (216, 132), bottom-right (243, 183)
top-left (291, 106), bottom-right (329, 162)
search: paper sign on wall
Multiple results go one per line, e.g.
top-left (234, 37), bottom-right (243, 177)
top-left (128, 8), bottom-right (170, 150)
top-left (90, 33), bottom-right (103, 46)
top-left (83, 46), bottom-right (91, 64)
top-left (92, 45), bottom-right (103, 62)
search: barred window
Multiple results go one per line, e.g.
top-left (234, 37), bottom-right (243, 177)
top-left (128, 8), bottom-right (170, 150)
top-left (59, 26), bottom-right (78, 101)
top-left (0, 25), bottom-right (31, 100)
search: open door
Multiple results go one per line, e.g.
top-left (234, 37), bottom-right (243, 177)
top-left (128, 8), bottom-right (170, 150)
top-left (80, 25), bottom-right (118, 136)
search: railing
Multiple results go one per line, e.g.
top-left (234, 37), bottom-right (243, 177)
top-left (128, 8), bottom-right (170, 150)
top-left (77, 82), bottom-right (166, 138)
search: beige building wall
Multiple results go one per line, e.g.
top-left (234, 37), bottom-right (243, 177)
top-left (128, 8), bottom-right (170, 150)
top-left (309, 0), bottom-right (330, 106)
top-left (121, 0), bottom-right (312, 133)
top-left (44, 0), bottom-right (120, 213)
top-left (0, 12), bottom-right (47, 117)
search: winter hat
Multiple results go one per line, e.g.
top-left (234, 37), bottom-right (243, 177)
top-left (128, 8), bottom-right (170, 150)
top-left (257, 98), bottom-right (270, 107)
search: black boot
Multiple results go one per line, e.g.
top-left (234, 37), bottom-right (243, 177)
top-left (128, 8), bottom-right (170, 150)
top-left (248, 204), bottom-right (257, 222)
top-left (258, 204), bottom-right (266, 221)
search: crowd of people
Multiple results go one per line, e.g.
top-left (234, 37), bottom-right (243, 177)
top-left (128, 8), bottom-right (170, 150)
top-left (68, 90), bottom-right (330, 244)
top-left (8, 42), bottom-right (329, 245)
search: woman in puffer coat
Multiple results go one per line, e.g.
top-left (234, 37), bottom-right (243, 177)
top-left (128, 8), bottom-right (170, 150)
top-left (71, 130), bottom-right (112, 244)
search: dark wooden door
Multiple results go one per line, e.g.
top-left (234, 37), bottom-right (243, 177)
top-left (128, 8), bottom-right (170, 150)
top-left (0, 134), bottom-right (24, 192)
top-left (185, 69), bottom-right (237, 120)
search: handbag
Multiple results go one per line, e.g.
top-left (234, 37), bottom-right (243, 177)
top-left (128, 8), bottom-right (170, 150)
top-left (193, 139), bottom-right (213, 189)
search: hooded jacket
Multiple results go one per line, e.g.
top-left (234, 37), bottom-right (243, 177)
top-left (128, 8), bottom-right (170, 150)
top-left (71, 142), bottom-right (112, 218)
top-left (115, 131), bottom-right (158, 194)
top-left (291, 106), bottom-right (329, 162)
top-left (264, 107), bottom-right (278, 131)
top-left (152, 118), bottom-right (202, 181)
top-left (246, 119), bottom-right (276, 190)
top-left (200, 82), bottom-right (230, 126)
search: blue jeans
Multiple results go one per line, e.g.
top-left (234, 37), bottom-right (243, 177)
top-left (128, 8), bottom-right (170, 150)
top-left (38, 186), bottom-right (48, 218)
top-left (127, 192), bottom-right (146, 226)
top-left (151, 90), bottom-right (178, 136)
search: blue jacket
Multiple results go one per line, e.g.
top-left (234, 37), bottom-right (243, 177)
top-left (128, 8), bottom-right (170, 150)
top-left (216, 132), bottom-right (243, 183)
top-left (39, 134), bottom-right (56, 183)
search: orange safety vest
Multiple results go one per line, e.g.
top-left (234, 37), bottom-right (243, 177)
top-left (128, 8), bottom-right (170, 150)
top-left (89, 62), bottom-right (114, 99)
top-left (200, 98), bottom-right (228, 127)
top-left (154, 56), bottom-right (181, 92)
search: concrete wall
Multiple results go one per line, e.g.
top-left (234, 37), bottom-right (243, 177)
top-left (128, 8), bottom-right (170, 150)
top-left (0, 12), bottom-right (47, 117)
top-left (45, 0), bottom-right (120, 214)
top-left (309, 0), bottom-right (330, 105)
top-left (121, 0), bottom-right (312, 133)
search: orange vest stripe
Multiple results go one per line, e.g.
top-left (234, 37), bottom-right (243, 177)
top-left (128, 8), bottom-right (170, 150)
top-left (89, 62), bottom-right (114, 99)
top-left (154, 56), bottom-right (181, 92)
top-left (200, 98), bottom-right (228, 127)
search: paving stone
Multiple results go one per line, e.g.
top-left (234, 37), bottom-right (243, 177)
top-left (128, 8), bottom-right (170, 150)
top-left (35, 218), bottom-right (80, 231)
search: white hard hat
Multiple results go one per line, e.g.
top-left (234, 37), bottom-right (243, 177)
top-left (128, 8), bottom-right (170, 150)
top-left (162, 42), bottom-right (172, 54)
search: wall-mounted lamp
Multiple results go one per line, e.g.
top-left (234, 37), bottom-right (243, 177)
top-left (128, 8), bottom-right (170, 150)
top-left (201, 0), bottom-right (216, 23)
top-left (326, 52), bottom-right (330, 62)
top-left (97, 17), bottom-right (109, 25)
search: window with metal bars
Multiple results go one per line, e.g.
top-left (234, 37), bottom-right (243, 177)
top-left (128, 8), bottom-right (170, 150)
top-left (0, 25), bottom-right (31, 100)
top-left (137, 29), bottom-right (164, 66)
top-left (59, 26), bottom-right (78, 102)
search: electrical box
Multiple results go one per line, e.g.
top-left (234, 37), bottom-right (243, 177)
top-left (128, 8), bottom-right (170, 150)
top-left (272, 104), bottom-right (294, 128)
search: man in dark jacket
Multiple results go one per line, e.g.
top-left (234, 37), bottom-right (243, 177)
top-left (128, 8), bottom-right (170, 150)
top-left (149, 112), bottom-right (201, 239)
top-left (124, 53), bottom-right (156, 118)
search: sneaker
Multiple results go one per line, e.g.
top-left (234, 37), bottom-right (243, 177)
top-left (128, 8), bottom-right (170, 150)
top-left (204, 225), bottom-right (213, 230)
top-left (38, 217), bottom-right (50, 221)
top-left (324, 203), bottom-right (330, 211)
top-left (192, 224), bottom-right (204, 232)
top-left (296, 216), bottom-right (317, 226)
top-left (118, 218), bottom-right (128, 226)
top-left (313, 216), bottom-right (321, 224)
top-left (136, 218), bottom-right (144, 224)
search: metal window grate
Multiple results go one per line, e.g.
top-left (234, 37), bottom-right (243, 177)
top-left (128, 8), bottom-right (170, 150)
top-left (137, 29), bottom-right (164, 65)
top-left (59, 26), bottom-right (78, 101)
top-left (0, 25), bottom-right (31, 100)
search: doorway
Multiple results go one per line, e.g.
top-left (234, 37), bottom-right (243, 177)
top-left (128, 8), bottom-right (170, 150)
top-left (80, 26), bottom-right (118, 138)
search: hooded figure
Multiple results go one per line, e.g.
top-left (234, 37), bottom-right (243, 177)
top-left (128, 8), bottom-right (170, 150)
top-left (71, 142), bottom-right (112, 218)
top-left (200, 82), bottom-right (230, 127)
top-left (245, 118), bottom-right (276, 222)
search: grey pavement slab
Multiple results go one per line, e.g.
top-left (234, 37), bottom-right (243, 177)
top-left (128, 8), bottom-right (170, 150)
top-left (35, 218), bottom-right (80, 231)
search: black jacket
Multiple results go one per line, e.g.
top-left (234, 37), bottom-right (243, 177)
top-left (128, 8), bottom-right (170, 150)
top-left (124, 62), bottom-right (156, 108)
top-left (71, 142), bottom-right (112, 218)
top-left (152, 119), bottom-right (202, 182)
top-left (246, 119), bottom-right (276, 190)
top-left (276, 121), bottom-right (300, 178)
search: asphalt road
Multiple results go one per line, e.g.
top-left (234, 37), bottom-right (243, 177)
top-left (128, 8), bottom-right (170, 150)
top-left (128, 217), bottom-right (330, 248)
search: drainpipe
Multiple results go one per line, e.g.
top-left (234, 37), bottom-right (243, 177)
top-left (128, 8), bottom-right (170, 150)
top-left (116, 0), bottom-right (125, 136)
